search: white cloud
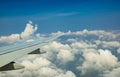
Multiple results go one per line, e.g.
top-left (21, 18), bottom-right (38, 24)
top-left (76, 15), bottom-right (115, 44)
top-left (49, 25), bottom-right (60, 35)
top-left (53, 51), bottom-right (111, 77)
top-left (36, 33), bottom-right (41, 38)
top-left (42, 41), bottom-right (74, 64)
top-left (57, 49), bottom-right (74, 64)
top-left (0, 21), bottom-right (38, 46)
top-left (43, 41), bottom-right (70, 52)
top-left (20, 56), bottom-right (51, 71)
top-left (71, 41), bottom-right (97, 49)
top-left (41, 42), bottom-right (62, 60)
top-left (0, 34), bottom-right (20, 45)
top-left (102, 41), bottom-right (120, 48)
top-left (37, 67), bottom-right (59, 77)
top-left (51, 31), bottom-right (65, 36)
top-left (78, 49), bottom-right (120, 76)
top-left (72, 29), bottom-right (118, 41)
top-left (52, 29), bottom-right (118, 42)
top-left (21, 21), bottom-right (38, 39)
top-left (102, 67), bottom-right (120, 77)
top-left (37, 68), bottom-right (76, 77)
top-left (55, 71), bottom-right (76, 77)
top-left (67, 38), bottom-right (77, 43)
top-left (42, 30), bottom-right (120, 77)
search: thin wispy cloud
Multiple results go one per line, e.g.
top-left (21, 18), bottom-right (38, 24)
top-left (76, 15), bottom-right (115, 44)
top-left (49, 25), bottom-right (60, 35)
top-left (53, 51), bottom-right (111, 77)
top-left (56, 12), bottom-right (80, 16)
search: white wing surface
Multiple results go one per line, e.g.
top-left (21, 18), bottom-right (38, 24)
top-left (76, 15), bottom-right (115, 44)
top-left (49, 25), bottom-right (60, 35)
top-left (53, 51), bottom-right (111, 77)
top-left (0, 34), bottom-right (62, 71)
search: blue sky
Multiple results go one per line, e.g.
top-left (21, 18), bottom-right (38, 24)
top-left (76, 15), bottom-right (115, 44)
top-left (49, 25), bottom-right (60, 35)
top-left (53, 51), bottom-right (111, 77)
top-left (0, 0), bottom-right (120, 35)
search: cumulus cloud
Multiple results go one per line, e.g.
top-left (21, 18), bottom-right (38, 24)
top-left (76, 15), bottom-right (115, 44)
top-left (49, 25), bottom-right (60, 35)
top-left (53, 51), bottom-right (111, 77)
top-left (0, 34), bottom-right (20, 45)
top-left (102, 67), bottom-right (120, 77)
top-left (0, 22), bottom-right (120, 77)
top-left (0, 21), bottom-right (38, 46)
top-left (63, 29), bottom-right (116, 39)
top-left (55, 71), bottom-right (76, 77)
top-left (21, 21), bottom-right (38, 39)
top-left (102, 41), bottom-right (120, 48)
top-left (78, 49), bottom-right (119, 76)
top-left (50, 29), bottom-right (120, 77)
top-left (57, 49), bottom-right (74, 64)
top-left (42, 41), bottom-right (74, 64)
top-left (71, 41), bottom-right (97, 49)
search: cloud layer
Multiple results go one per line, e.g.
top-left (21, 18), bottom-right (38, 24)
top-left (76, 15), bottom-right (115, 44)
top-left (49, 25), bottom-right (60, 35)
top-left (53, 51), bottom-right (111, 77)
top-left (0, 22), bottom-right (120, 77)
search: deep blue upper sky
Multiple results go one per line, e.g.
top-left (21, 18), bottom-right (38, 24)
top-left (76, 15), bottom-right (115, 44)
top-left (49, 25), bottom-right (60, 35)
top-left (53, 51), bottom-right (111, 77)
top-left (0, 0), bottom-right (120, 35)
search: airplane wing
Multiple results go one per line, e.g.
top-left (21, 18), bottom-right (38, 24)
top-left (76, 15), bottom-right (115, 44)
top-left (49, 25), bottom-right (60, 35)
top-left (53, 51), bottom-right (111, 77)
top-left (0, 34), bottom-right (62, 71)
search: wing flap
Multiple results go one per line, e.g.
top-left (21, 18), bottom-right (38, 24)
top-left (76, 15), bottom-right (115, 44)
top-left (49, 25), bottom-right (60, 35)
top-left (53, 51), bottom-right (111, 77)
top-left (0, 62), bottom-right (24, 71)
top-left (28, 48), bottom-right (46, 54)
